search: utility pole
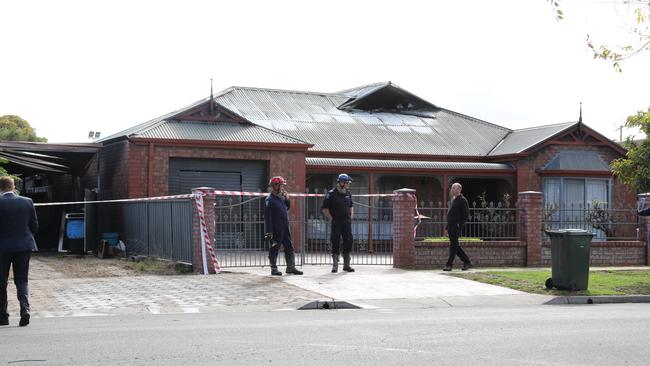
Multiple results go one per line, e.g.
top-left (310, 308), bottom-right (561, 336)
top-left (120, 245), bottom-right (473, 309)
top-left (615, 124), bottom-right (624, 142)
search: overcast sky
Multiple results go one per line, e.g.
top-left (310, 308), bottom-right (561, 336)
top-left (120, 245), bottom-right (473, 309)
top-left (1, 0), bottom-right (649, 144)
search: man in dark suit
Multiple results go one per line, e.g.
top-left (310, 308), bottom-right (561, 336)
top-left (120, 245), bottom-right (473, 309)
top-left (0, 176), bottom-right (39, 327)
top-left (443, 182), bottom-right (472, 271)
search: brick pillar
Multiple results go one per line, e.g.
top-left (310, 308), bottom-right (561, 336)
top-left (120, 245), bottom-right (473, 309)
top-left (191, 187), bottom-right (217, 274)
top-left (518, 191), bottom-right (543, 267)
top-left (638, 193), bottom-right (650, 265)
top-left (393, 188), bottom-right (416, 268)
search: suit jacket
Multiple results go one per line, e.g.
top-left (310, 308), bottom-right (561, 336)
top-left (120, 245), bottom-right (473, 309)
top-left (447, 194), bottom-right (469, 232)
top-left (0, 192), bottom-right (39, 252)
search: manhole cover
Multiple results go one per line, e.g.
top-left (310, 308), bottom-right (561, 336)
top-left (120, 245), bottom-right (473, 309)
top-left (298, 301), bottom-right (361, 310)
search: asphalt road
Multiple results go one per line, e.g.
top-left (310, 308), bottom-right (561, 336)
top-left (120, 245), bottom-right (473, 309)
top-left (1, 303), bottom-right (649, 365)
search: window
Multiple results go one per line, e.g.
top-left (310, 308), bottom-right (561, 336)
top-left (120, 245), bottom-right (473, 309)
top-left (542, 177), bottom-right (611, 240)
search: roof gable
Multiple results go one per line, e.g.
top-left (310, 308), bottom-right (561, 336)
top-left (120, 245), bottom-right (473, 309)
top-left (488, 121), bottom-right (626, 157)
top-left (174, 99), bottom-right (249, 124)
top-left (542, 150), bottom-right (610, 171)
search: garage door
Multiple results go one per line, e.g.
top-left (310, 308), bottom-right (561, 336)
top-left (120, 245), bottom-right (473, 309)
top-left (168, 158), bottom-right (267, 195)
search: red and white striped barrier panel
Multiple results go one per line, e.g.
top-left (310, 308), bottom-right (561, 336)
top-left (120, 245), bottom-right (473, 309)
top-left (193, 193), bottom-right (221, 274)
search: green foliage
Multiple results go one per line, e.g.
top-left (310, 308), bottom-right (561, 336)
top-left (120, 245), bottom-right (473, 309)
top-left (550, 0), bottom-right (650, 72)
top-left (0, 115), bottom-right (47, 142)
top-left (422, 237), bottom-right (482, 242)
top-left (611, 108), bottom-right (650, 192)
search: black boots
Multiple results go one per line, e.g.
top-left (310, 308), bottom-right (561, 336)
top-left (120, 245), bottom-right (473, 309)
top-left (268, 254), bottom-right (282, 276)
top-left (342, 253), bottom-right (355, 272)
top-left (284, 252), bottom-right (303, 275)
top-left (331, 255), bottom-right (339, 273)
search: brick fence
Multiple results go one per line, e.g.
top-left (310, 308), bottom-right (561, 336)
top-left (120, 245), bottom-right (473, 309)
top-left (393, 189), bottom-right (650, 269)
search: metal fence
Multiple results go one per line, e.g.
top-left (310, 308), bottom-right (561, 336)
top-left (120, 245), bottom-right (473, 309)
top-left (121, 200), bottom-right (193, 263)
top-left (213, 194), bottom-right (394, 267)
top-left (416, 201), bottom-right (519, 240)
top-left (543, 204), bottom-right (640, 241)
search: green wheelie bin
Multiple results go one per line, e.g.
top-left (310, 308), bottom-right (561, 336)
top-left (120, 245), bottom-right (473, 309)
top-left (544, 229), bottom-right (595, 291)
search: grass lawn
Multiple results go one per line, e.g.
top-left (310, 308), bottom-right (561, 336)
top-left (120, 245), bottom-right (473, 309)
top-left (450, 269), bottom-right (650, 296)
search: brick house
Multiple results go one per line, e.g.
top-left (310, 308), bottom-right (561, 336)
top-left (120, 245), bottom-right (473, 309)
top-left (91, 81), bottom-right (634, 212)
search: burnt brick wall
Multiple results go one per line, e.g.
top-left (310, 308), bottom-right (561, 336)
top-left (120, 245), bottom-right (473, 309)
top-left (99, 140), bottom-right (130, 200)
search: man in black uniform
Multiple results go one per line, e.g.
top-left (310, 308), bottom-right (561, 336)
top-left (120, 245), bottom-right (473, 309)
top-left (264, 176), bottom-right (303, 276)
top-left (443, 182), bottom-right (472, 271)
top-left (321, 173), bottom-right (355, 273)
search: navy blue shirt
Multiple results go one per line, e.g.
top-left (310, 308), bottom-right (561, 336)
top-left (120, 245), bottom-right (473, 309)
top-left (264, 193), bottom-right (291, 243)
top-left (322, 188), bottom-right (353, 221)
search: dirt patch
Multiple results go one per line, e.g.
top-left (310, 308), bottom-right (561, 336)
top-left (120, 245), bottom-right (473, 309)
top-left (27, 253), bottom-right (191, 279)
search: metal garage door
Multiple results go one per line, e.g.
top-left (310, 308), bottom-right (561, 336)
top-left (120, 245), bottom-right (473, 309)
top-left (168, 158), bottom-right (267, 194)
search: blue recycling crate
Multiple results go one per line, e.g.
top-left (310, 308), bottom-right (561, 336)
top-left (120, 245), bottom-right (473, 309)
top-left (66, 219), bottom-right (84, 239)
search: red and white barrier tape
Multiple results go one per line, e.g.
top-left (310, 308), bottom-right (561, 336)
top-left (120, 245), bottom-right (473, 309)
top-left (406, 193), bottom-right (421, 239)
top-left (193, 193), bottom-right (221, 274)
top-left (33, 194), bottom-right (194, 207)
top-left (202, 190), bottom-right (395, 198)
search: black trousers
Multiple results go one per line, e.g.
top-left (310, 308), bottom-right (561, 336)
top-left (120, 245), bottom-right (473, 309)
top-left (331, 220), bottom-right (353, 256)
top-left (0, 251), bottom-right (31, 320)
top-left (269, 237), bottom-right (294, 260)
top-left (446, 228), bottom-right (470, 267)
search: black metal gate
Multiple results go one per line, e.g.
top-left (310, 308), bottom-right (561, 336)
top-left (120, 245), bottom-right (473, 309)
top-left (212, 194), bottom-right (393, 268)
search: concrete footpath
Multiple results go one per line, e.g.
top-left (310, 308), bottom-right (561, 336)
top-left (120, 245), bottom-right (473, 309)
top-left (229, 265), bottom-right (555, 309)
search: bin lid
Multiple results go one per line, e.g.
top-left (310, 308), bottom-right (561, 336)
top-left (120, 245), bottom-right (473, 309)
top-left (545, 228), bottom-right (595, 236)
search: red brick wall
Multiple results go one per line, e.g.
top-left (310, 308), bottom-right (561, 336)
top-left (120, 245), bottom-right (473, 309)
top-left (392, 189), bottom-right (417, 268)
top-left (414, 241), bottom-right (527, 268)
top-left (518, 191), bottom-right (543, 266)
top-left (541, 240), bottom-right (647, 266)
top-left (128, 143), bottom-right (148, 198)
top-left (511, 144), bottom-right (635, 209)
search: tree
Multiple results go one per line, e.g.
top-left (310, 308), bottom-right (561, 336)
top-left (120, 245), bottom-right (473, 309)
top-left (611, 108), bottom-right (650, 192)
top-left (0, 115), bottom-right (47, 176)
top-left (0, 115), bottom-right (47, 142)
top-left (549, 0), bottom-right (650, 72)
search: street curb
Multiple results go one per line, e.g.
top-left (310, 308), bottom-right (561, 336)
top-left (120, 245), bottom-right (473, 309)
top-left (545, 295), bottom-right (650, 305)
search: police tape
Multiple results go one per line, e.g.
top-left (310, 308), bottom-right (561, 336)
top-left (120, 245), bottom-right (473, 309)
top-left (194, 189), bottom-right (396, 198)
top-left (32, 191), bottom-right (396, 207)
top-left (33, 194), bottom-right (194, 207)
top-left (193, 193), bottom-right (221, 274)
top-left (32, 190), bottom-right (404, 274)
top-left (409, 193), bottom-right (421, 239)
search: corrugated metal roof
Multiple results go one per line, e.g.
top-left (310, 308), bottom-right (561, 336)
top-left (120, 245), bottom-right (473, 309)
top-left (215, 87), bottom-right (511, 156)
top-left (488, 122), bottom-right (576, 156)
top-left (136, 121), bottom-right (308, 144)
top-left (542, 151), bottom-right (610, 171)
top-left (306, 157), bottom-right (514, 171)
top-left (97, 98), bottom-right (209, 143)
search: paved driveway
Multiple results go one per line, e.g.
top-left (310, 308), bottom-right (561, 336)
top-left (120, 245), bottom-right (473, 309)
top-left (4, 257), bottom-right (552, 319)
